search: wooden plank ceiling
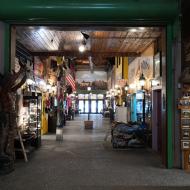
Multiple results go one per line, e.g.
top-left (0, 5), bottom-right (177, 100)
top-left (16, 26), bottom-right (161, 69)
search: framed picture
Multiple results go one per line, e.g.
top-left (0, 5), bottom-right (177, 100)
top-left (181, 140), bottom-right (190, 150)
top-left (153, 52), bottom-right (162, 78)
top-left (181, 129), bottom-right (190, 140)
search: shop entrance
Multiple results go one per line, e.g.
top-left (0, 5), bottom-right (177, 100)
top-left (9, 24), bottom-right (168, 169)
top-left (79, 99), bottom-right (103, 114)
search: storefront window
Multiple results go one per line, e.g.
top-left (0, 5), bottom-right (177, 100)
top-left (79, 100), bottom-right (84, 113)
top-left (84, 100), bottom-right (89, 113)
top-left (97, 94), bottom-right (104, 99)
top-left (78, 94), bottom-right (85, 99)
top-left (91, 100), bottom-right (97, 113)
top-left (84, 94), bottom-right (89, 99)
top-left (90, 94), bottom-right (97, 99)
top-left (98, 101), bottom-right (103, 113)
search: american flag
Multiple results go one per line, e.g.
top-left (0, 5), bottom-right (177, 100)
top-left (66, 73), bottom-right (76, 91)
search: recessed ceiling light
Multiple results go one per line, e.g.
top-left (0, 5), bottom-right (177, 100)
top-left (129, 28), bottom-right (138, 32)
top-left (28, 26), bottom-right (34, 30)
top-left (139, 27), bottom-right (145, 31)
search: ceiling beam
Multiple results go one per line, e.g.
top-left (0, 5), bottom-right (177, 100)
top-left (75, 64), bottom-right (106, 71)
top-left (31, 50), bottom-right (140, 57)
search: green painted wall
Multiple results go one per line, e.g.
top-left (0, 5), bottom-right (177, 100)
top-left (166, 18), bottom-right (181, 169)
top-left (166, 24), bottom-right (174, 169)
top-left (0, 0), bottom-right (180, 169)
top-left (4, 23), bottom-right (10, 74)
top-left (0, 0), bottom-right (178, 22)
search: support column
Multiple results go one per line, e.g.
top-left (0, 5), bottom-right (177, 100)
top-left (166, 24), bottom-right (174, 169)
top-left (173, 21), bottom-right (182, 168)
top-left (0, 22), bottom-right (9, 74)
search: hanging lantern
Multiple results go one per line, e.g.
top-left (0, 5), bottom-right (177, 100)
top-left (139, 73), bottom-right (146, 87)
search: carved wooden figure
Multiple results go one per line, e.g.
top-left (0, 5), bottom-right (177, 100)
top-left (0, 61), bottom-right (27, 166)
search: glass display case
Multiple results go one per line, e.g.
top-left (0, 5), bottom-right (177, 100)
top-left (23, 92), bottom-right (42, 147)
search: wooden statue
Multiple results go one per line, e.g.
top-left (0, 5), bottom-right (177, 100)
top-left (0, 61), bottom-right (27, 168)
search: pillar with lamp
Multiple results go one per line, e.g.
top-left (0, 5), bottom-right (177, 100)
top-left (139, 73), bottom-right (146, 124)
top-left (84, 86), bottom-right (93, 129)
top-left (114, 84), bottom-right (122, 106)
top-left (124, 83), bottom-right (129, 107)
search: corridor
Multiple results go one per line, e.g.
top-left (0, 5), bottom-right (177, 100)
top-left (0, 114), bottom-right (190, 190)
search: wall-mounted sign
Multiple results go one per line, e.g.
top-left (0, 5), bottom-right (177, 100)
top-left (153, 52), bottom-right (162, 78)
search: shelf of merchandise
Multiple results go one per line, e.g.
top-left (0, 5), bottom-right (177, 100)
top-left (23, 93), bottom-right (42, 148)
top-left (178, 94), bottom-right (190, 171)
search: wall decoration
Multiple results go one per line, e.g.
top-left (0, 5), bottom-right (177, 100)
top-left (182, 129), bottom-right (190, 140)
top-left (76, 80), bottom-right (107, 91)
top-left (34, 57), bottom-right (44, 78)
top-left (153, 52), bottom-right (162, 78)
top-left (76, 71), bottom-right (107, 83)
top-left (128, 56), bottom-right (153, 90)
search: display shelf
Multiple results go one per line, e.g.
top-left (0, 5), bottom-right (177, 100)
top-left (181, 126), bottom-right (190, 129)
top-left (23, 93), bottom-right (42, 148)
top-left (178, 91), bottom-right (190, 171)
top-left (178, 106), bottom-right (190, 110)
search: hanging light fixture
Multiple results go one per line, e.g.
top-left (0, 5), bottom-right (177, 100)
top-left (79, 44), bottom-right (85, 52)
top-left (81, 32), bottom-right (90, 40)
top-left (139, 73), bottom-right (146, 87)
top-left (79, 32), bottom-right (89, 53)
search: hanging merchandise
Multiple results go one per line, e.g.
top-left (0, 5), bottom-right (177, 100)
top-left (45, 95), bottom-right (51, 113)
top-left (56, 56), bottom-right (64, 66)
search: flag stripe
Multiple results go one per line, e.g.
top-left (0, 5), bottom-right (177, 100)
top-left (66, 75), bottom-right (75, 88)
top-left (66, 74), bottom-right (76, 91)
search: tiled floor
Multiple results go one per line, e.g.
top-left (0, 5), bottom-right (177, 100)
top-left (0, 114), bottom-right (190, 190)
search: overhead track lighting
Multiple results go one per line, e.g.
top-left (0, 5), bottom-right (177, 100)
top-left (81, 32), bottom-right (90, 40)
